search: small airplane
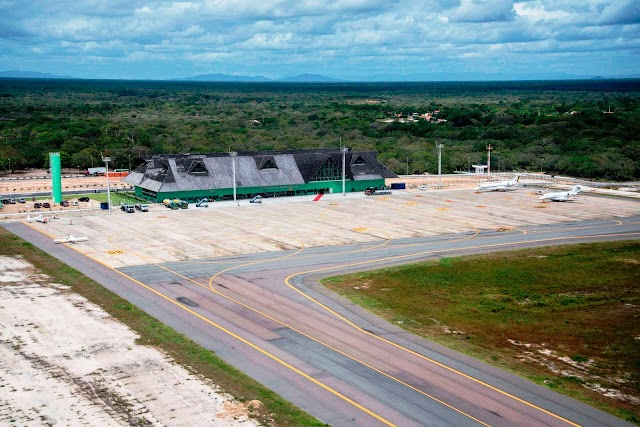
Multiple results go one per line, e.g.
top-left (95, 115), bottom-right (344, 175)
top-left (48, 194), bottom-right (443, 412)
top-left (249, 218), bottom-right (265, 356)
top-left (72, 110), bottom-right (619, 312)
top-left (474, 175), bottom-right (520, 192)
top-left (539, 185), bottom-right (583, 202)
top-left (26, 214), bottom-right (50, 223)
top-left (54, 234), bottom-right (89, 244)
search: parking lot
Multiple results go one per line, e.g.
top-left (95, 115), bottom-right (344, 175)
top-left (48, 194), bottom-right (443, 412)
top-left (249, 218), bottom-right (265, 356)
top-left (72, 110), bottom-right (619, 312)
top-left (20, 186), bottom-right (640, 269)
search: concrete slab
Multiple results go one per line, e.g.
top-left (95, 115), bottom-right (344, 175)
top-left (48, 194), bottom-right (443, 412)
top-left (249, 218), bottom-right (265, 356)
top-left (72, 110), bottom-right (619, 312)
top-left (17, 187), bottom-right (640, 268)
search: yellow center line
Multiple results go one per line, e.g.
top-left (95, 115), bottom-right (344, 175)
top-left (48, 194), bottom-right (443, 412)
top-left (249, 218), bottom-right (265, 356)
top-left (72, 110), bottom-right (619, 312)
top-left (130, 261), bottom-right (489, 426)
top-left (22, 222), bottom-right (397, 427)
top-left (281, 232), bottom-right (640, 427)
top-left (100, 227), bottom-right (487, 425)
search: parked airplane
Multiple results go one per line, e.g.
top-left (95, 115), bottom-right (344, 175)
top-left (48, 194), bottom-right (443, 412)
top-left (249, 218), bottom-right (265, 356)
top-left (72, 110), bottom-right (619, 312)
top-left (53, 234), bottom-right (89, 244)
top-left (539, 185), bottom-right (583, 202)
top-left (474, 175), bottom-right (520, 192)
top-left (26, 214), bottom-right (49, 223)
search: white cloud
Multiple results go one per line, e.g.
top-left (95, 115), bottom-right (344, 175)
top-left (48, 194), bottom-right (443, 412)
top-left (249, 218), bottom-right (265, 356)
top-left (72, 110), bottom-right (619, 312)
top-left (449, 0), bottom-right (517, 23)
top-left (0, 0), bottom-right (638, 78)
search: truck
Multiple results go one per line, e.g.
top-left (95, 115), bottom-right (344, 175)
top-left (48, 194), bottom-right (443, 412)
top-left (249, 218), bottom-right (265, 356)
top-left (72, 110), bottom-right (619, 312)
top-left (364, 187), bottom-right (392, 196)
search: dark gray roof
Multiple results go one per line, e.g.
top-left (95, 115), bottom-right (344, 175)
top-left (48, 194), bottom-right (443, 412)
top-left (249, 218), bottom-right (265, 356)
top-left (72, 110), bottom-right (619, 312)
top-left (123, 149), bottom-right (396, 193)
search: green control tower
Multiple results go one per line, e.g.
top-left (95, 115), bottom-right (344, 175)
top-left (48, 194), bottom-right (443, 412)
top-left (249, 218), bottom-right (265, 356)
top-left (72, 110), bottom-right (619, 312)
top-left (50, 152), bottom-right (62, 203)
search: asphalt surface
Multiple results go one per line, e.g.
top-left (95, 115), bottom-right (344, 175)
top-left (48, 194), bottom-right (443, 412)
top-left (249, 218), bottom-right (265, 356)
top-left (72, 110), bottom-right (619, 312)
top-left (4, 215), bottom-right (640, 427)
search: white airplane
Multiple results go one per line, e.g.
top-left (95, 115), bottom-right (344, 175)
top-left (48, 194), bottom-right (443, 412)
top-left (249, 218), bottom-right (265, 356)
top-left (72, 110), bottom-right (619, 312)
top-left (474, 175), bottom-right (520, 192)
top-left (26, 214), bottom-right (50, 223)
top-left (539, 185), bottom-right (583, 202)
top-left (54, 234), bottom-right (89, 244)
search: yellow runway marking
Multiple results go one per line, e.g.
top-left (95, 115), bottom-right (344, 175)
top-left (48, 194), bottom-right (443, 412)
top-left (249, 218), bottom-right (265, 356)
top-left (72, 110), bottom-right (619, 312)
top-left (280, 233), bottom-right (640, 427)
top-left (23, 222), bottom-right (397, 427)
top-left (97, 228), bottom-right (486, 425)
top-left (23, 218), bottom-right (640, 426)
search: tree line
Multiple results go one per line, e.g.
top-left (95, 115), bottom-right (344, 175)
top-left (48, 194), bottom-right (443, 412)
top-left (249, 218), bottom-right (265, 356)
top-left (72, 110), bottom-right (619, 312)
top-left (0, 79), bottom-right (639, 180)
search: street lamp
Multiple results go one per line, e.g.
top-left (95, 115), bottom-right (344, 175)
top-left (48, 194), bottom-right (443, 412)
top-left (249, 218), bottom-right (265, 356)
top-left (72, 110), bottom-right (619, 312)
top-left (341, 146), bottom-right (348, 196)
top-left (102, 156), bottom-right (111, 214)
top-left (7, 158), bottom-right (10, 177)
top-left (230, 151), bottom-right (238, 203)
top-left (437, 144), bottom-right (444, 189)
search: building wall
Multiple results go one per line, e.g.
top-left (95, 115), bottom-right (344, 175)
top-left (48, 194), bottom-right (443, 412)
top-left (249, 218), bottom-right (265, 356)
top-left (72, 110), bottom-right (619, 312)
top-left (134, 179), bottom-right (385, 202)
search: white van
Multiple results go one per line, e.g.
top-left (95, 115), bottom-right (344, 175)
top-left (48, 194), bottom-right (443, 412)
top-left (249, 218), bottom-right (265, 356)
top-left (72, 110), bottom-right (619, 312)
top-left (418, 185), bottom-right (428, 191)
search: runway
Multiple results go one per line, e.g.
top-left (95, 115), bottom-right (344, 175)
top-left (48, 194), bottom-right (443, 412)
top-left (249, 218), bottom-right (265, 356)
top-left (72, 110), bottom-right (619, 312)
top-left (5, 214), bottom-right (639, 426)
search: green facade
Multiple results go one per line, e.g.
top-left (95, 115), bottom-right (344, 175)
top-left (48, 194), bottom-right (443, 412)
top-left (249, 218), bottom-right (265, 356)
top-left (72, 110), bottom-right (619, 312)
top-left (49, 152), bottom-right (62, 203)
top-left (135, 179), bottom-right (385, 203)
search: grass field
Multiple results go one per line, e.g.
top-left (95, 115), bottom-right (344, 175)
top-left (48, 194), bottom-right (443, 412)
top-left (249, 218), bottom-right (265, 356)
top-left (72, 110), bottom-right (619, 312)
top-left (0, 228), bottom-right (324, 427)
top-left (322, 241), bottom-right (640, 424)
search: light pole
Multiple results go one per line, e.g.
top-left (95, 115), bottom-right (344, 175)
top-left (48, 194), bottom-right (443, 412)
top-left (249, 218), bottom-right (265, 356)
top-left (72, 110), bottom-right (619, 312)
top-left (102, 156), bottom-right (111, 213)
top-left (7, 158), bottom-right (10, 177)
top-left (230, 151), bottom-right (237, 204)
top-left (468, 156), bottom-right (471, 174)
top-left (341, 146), bottom-right (348, 196)
top-left (90, 155), bottom-right (94, 168)
top-left (128, 154), bottom-right (131, 172)
top-left (486, 144), bottom-right (493, 179)
top-left (437, 144), bottom-right (444, 190)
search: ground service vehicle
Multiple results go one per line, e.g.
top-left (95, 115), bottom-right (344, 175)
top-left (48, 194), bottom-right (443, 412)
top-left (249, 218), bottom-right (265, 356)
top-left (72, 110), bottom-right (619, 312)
top-left (364, 188), bottom-right (392, 196)
top-left (250, 195), bottom-right (262, 204)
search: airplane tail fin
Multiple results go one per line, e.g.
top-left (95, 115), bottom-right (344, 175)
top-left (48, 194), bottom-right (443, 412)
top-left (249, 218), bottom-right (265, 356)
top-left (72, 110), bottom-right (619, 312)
top-left (571, 185), bottom-right (582, 195)
top-left (514, 174), bottom-right (520, 183)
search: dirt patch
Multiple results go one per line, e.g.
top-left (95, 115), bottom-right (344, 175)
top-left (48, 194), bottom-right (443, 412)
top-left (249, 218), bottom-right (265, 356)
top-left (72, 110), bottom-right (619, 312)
top-left (0, 255), bottom-right (258, 427)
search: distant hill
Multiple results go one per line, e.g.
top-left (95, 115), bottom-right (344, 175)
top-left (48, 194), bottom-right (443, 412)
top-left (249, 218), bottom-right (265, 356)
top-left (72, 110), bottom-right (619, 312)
top-left (174, 73), bottom-right (340, 83)
top-left (0, 70), bottom-right (75, 79)
top-left (173, 73), bottom-right (270, 82)
top-left (278, 73), bottom-right (341, 82)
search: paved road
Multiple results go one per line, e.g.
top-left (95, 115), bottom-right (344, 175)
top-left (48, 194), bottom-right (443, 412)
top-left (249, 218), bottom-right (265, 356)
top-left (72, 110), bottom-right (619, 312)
top-left (5, 215), bottom-right (640, 427)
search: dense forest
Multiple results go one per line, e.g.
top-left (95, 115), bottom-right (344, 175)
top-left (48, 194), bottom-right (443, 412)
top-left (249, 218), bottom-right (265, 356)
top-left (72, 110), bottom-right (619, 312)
top-left (0, 79), bottom-right (639, 180)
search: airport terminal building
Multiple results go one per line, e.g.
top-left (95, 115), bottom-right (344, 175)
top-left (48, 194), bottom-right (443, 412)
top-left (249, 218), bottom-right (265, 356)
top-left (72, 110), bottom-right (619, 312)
top-left (123, 149), bottom-right (396, 202)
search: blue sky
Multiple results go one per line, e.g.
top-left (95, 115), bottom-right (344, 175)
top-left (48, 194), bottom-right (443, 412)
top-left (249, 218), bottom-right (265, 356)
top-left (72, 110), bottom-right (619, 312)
top-left (0, 0), bottom-right (638, 80)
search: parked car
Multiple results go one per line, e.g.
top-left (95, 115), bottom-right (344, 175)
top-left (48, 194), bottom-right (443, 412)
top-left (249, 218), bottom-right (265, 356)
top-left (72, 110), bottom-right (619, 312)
top-left (9, 198), bottom-right (16, 204)
top-left (61, 201), bottom-right (70, 207)
top-left (134, 204), bottom-right (148, 212)
top-left (17, 198), bottom-right (25, 203)
top-left (34, 202), bottom-right (42, 209)
top-left (42, 202), bottom-right (51, 208)
top-left (78, 197), bottom-right (90, 202)
top-left (125, 205), bottom-right (135, 213)
top-left (71, 201), bottom-right (79, 206)
top-left (249, 195), bottom-right (263, 204)
top-left (418, 185), bottom-right (428, 191)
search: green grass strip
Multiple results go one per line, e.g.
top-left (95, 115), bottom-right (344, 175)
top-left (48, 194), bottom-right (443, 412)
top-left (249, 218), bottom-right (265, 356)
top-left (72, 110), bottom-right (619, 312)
top-left (323, 241), bottom-right (640, 425)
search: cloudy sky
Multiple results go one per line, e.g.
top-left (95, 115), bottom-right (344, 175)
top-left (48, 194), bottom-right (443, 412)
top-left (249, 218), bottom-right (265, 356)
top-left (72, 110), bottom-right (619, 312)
top-left (0, 0), bottom-right (638, 80)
